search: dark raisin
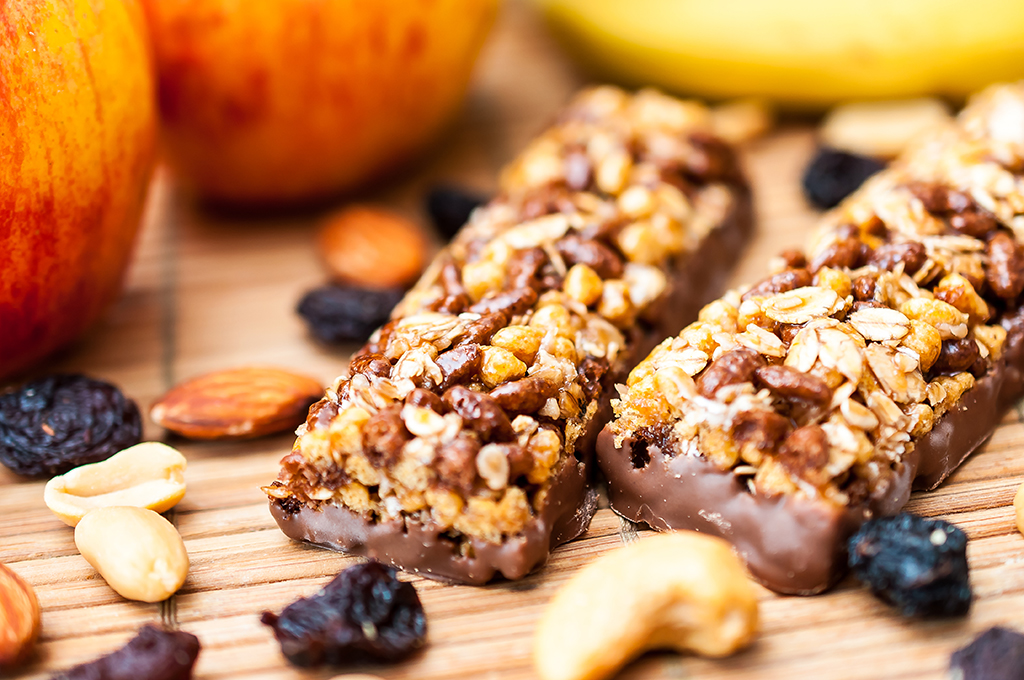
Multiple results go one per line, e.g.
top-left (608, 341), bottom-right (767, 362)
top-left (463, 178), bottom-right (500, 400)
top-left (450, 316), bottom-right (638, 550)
top-left (949, 626), bottom-right (1024, 680)
top-left (50, 624), bottom-right (200, 680)
top-left (696, 348), bottom-right (766, 398)
top-left (848, 513), bottom-right (971, 617)
top-left (425, 186), bottom-right (486, 241)
top-left (802, 147), bottom-right (886, 210)
top-left (742, 268), bottom-right (812, 300)
top-left (869, 241), bottom-right (927, 274)
top-left (0, 374), bottom-right (142, 478)
top-left (261, 561), bottom-right (426, 668)
top-left (297, 284), bottom-right (404, 344)
top-left (443, 386), bottom-right (515, 443)
top-left (932, 337), bottom-right (982, 375)
top-left (467, 287), bottom-right (538, 316)
top-left (852, 275), bottom-right (877, 301)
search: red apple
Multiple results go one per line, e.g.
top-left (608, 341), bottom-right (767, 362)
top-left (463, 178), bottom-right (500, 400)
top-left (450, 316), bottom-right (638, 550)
top-left (0, 0), bottom-right (158, 381)
top-left (141, 0), bottom-right (499, 205)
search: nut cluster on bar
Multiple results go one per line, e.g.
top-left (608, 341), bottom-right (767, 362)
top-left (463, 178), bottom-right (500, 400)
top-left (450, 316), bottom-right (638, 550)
top-left (609, 82), bottom-right (1024, 508)
top-left (264, 87), bottom-right (745, 546)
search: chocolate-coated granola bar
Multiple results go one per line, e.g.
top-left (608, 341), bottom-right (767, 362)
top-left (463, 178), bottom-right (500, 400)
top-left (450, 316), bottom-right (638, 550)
top-left (599, 81), bottom-right (1024, 594)
top-left (264, 87), bottom-right (753, 583)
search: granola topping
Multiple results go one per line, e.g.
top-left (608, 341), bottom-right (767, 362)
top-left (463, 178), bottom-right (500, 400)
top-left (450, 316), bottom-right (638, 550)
top-left (610, 82), bottom-right (1024, 507)
top-left (264, 87), bottom-right (746, 545)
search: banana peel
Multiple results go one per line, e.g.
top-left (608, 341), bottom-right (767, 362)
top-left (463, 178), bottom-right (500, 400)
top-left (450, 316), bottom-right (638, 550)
top-left (534, 0), bottom-right (1024, 109)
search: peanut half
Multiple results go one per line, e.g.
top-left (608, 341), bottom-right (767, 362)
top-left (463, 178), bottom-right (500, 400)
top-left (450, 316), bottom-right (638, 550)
top-left (0, 563), bottom-right (41, 671)
top-left (75, 507), bottom-right (189, 603)
top-left (534, 532), bottom-right (759, 680)
top-left (44, 442), bottom-right (187, 527)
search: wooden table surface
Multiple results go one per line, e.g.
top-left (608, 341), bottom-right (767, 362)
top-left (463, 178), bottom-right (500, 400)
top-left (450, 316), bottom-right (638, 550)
top-left (4, 2), bottom-right (1024, 678)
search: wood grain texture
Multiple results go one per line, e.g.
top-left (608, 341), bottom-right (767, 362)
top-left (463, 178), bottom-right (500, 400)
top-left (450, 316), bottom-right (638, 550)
top-left (3, 2), bottom-right (1024, 678)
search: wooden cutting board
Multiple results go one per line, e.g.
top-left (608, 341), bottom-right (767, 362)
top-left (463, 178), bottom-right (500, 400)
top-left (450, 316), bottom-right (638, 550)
top-left (3, 2), bottom-right (1024, 678)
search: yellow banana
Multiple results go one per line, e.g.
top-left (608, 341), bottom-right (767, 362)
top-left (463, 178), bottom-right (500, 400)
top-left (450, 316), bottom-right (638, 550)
top-left (534, 0), bottom-right (1024, 109)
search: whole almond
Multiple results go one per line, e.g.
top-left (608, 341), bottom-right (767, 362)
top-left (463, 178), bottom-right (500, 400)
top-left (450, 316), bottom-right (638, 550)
top-left (0, 563), bottom-right (41, 670)
top-left (150, 367), bottom-right (323, 440)
top-left (318, 205), bottom-right (429, 289)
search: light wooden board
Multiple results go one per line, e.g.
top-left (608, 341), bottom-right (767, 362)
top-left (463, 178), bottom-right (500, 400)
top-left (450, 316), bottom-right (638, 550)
top-left (4, 2), bottom-right (1024, 678)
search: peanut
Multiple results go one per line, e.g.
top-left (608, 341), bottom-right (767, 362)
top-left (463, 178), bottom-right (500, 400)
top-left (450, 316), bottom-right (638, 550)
top-left (533, 532), bottom-right (758, 680)
top-left (44, 442), bottom-right (187, 527)
top-left (74, 507), bottom-right (189, 603)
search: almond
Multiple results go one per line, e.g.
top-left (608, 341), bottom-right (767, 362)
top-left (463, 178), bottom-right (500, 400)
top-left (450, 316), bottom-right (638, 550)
top-left (150, 367), bottom-right (323, 440)
top-left (0, 563), bottom-right (41, 670)
top-left (318, 205), bottom-right (430, 289)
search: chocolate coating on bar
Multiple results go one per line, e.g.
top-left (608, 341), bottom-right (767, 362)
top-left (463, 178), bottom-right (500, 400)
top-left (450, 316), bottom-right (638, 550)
top-left (598, 327), bottom-right (1019, 595)
top-left (271, 190), bottom-right (753, 583)
top-left (273, 452), bottom-right (597, 584)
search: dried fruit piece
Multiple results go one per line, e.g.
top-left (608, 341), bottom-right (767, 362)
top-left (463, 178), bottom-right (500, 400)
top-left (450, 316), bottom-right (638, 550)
top-left (533, 532), bottom-right (758, 680)
top-left (802, 147), bottom-right (885, 210)
top-left (949, 626), bottom-right (1024, 680)
top-left (820, 98), bottom-right (951, 158)
top-left (0, 563), bottom-right (40, 671)
top-left (297, 284), bottom-right (404, 344)
top-left (0, 374), bottom-right (142, 478)
top-left (318, 206), bottom-right (429, 289)
top-left (44, 442), bottom-right (187, 527)
top-left (150, 367), bottom-right (322, 440)
top-left (848, 513), bottom-right (971, 617)
top-left (261, 561), bottom-right (427, 667)
top-left (75, 507), bottom-right (190, 603)
top-left (426, 186), bottom-right (486, 240)
top-left (51, 623), bottom-right (200, 680)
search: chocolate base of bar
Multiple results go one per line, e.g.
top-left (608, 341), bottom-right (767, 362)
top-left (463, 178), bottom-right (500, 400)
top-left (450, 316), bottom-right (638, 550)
top-left (598, 308), bottom-right (1024, 595)
top-left (270, 186), bottom-right (753, 585)
top-left (271, 454), bottom-right (598, 585)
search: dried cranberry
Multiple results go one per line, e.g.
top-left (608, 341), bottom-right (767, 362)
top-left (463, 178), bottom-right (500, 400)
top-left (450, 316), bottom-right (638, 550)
top-left (297, 284), bottom-right (404, 344)
top-left (50, 624), bottom-right (200, 680)
top-left (0, 374), bottom-right (142, 478)
top-left (802, 147), bottom-right (886, 210)
top-left (950, 626), bottom-right (1024, 680)
top-left (261, 561), bottom-right (427, 667)
top-left (425, 185), bottom-right (486, 241)
top-left (848, 513), bottom-right (971, 617)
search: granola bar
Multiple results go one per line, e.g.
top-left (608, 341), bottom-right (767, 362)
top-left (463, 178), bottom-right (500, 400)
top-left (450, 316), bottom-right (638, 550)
top-left (264, 87), bottom-right (753, 583)
top-left (599, 81), bottom-right (1024, 594)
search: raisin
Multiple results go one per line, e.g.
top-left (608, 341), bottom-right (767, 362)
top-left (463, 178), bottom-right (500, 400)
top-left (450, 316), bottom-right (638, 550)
top-left (696, 348), bottom-right (766, 398)
top-left (932, 337), bottom-right (982, 375)
top-left (443, 386), bottom-right (516, 443)
top-left (425, 185), bottom-right (486, 241)
top-left (869, 241), bottom-right (927, 274)
top-left (848, 513), bottom-right (971, 617)
top-left (0, 374), bottom-right (142, 478)
top-left (742, 268), bottom-right (812, 300)
top-left (802, 147), bottom-right (886, 210)
top-left (297, 284), bottom-right (404, 344)
top-left (50, 624), bottom-right (200, 680)
top-left (261, 561), bottom-right (426, 668)
top-left (949, 626), bottom-right (1024, 680)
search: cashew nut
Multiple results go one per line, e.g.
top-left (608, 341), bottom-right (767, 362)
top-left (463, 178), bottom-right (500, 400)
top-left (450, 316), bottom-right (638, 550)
top-left (44, 442), bottom-right (186, 527)
top-left (533, 531), bottom-right (759, 680)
